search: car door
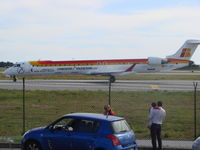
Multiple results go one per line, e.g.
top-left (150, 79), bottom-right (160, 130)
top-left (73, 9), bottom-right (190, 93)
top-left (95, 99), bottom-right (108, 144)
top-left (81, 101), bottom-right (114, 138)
top-left (45, 129), bottom-right (72, 150)
top-left (71, 119), bottom-right (100, 150)
top-left (44, 117), bottom-right (75, 150)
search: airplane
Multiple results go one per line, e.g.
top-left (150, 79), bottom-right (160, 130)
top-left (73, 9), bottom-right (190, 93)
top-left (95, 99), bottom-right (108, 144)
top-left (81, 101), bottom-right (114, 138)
top-left (3, 39), bottom-right (200, 82)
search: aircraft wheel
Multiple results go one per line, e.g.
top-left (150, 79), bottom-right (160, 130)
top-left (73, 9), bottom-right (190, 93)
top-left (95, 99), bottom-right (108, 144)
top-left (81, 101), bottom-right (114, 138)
top-left (109, 76), bottom-right (116, 83)
top-left (13, 76), bottom-right (17, 82)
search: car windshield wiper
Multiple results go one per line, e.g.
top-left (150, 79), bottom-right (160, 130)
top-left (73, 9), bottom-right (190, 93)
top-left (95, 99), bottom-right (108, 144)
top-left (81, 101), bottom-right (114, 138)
top-left (119, 130), bottom-right (128, 133)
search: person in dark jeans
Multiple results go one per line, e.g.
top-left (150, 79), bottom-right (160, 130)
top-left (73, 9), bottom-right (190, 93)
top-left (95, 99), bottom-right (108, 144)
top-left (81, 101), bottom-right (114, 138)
top-left (151, 123), bottom-right (162, 150)
top-left (149, 101), bottom-right (166, 150)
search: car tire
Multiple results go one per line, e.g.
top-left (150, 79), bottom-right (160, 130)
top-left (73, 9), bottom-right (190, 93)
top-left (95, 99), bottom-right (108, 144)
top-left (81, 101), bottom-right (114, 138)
top-left (24, 140), bottom-right (42, 150)
top-left (94, 148), bottom-right (105, 150)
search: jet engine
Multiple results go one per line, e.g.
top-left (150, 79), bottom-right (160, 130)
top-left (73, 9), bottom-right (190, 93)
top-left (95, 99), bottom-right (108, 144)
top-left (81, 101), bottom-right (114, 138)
top-left (148, 57), bottom-right (168, 65)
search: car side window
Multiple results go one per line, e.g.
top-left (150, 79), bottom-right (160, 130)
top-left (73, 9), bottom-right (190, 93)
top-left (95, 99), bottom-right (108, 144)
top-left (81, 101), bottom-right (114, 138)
top-left (53, 117), bottom-right (77, 131)
top-left (77, 119), bottom-right (100, 133)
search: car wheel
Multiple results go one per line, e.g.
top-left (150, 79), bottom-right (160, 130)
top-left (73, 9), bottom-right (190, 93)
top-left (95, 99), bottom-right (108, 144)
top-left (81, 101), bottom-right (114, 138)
top-left (24, 140), bottom-right (42, 150)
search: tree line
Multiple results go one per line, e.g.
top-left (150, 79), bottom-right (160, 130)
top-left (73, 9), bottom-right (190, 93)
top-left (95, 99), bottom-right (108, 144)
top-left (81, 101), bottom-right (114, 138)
top-left (0, 61), bottom-right (14, 67)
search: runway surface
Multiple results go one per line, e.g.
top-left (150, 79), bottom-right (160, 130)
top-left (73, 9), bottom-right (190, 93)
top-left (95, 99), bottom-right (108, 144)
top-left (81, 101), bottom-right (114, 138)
top-left (0, 79), bottom-right (199, 91)
top-left (145, 71), bottom-right (200, 75)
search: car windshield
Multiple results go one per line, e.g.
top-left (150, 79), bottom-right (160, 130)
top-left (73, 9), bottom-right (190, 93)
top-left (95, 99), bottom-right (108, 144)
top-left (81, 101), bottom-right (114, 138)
top-left (110, 120), bottom-right (131, 134)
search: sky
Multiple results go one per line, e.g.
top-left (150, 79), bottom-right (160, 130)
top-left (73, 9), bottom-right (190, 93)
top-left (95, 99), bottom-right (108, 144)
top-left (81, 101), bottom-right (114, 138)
top-left (1, 0), bottom-right (200, 64)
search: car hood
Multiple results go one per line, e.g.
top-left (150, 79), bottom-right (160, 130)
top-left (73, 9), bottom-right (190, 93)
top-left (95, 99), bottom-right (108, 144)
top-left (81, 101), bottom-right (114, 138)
top-left (30, 127), bottom-right (45, 132)
top-left (24, 127), bottom-right (46, 135)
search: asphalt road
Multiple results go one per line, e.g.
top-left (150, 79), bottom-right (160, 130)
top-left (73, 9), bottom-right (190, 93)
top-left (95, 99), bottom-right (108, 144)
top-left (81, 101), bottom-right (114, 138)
top-left (0, 140), bottom-right (193, 150)
top-left (144, 70), bottom-right (200, 75)
top-left (0, 79), bottom-right (199, 91)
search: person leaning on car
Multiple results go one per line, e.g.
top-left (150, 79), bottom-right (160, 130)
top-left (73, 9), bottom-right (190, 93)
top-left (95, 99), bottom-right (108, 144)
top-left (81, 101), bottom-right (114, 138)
top-left (149, 101), bottom-right (166, 150)
top-left (103, 104), bottom-right (116, 116)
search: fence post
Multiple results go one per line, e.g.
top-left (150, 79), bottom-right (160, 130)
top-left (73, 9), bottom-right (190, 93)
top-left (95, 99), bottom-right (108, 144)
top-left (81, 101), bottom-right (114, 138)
top-left (22, 77), bottom-right (25, 135)
top-left (108, 78), bottom-right (112, 106)
top-left (193, 82), bottom-right (198, 140)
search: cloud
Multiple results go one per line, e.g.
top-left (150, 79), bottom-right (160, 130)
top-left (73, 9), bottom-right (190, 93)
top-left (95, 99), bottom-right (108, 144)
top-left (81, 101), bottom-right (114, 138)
top-left (0, 0), bottom-right (200, 63)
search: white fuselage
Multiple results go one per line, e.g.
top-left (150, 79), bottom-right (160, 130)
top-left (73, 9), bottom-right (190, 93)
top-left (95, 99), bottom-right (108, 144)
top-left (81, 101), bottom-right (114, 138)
top-left (3, 58), bottom-right (188, 78)
top-left (3, 39), bottom-right (200, 81)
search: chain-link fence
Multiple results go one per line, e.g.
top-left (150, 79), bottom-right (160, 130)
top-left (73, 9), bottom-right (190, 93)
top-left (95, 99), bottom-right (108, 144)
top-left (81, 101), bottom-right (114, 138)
top-left (0, 82), bottom-right (199, 142)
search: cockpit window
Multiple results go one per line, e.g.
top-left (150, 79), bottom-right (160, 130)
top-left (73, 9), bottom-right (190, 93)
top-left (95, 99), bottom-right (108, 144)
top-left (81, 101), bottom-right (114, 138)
top-left (13, 64), bottom-right (21, 67)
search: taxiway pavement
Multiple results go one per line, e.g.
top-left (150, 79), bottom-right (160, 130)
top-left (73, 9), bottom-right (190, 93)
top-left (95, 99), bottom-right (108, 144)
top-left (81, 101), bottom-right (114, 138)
top-left (0, 80), bottom-right (199, 91)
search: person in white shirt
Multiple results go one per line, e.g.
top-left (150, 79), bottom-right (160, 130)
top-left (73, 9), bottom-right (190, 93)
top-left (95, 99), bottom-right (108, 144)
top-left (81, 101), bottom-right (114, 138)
top-left (149, 101), bottom-right (166, 150)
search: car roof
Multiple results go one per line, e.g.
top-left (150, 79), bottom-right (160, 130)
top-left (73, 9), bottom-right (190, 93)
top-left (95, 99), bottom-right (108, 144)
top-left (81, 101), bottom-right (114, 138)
top-left (63, 113), bottom-right (124, 122)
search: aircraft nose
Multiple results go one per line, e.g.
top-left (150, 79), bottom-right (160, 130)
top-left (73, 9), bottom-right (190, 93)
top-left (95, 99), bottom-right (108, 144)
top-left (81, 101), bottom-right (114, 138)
top-left (3, 69), bottom-right (8, 74)
top-left (3, 68), bottom-right (12, 77)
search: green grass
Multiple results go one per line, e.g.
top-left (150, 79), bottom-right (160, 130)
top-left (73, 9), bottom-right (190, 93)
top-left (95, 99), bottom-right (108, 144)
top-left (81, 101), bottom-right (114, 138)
top-left (1, 73), bottom-right (200, 80)
top-left (0, 68), bottom-right (5, 72)
top-left (0, 89), bottom-right (199, 141)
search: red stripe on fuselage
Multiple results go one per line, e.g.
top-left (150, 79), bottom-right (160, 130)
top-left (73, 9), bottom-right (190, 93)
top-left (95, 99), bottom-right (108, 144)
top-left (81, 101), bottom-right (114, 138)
top-left (33, 59), bottom-right (148, 65)
top-left (167, 58), bottom-right (189, 63)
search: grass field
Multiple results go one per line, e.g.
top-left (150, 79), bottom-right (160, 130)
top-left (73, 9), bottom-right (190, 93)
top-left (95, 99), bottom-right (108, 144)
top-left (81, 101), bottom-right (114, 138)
top-left (0, 68), bottom-right (4, 72)
top-left (1, 72), bottom-right (200, 81)
top-left (0, 89), bottom-right (199, 142)
top-left (0, 68), bottom-right (200, 142)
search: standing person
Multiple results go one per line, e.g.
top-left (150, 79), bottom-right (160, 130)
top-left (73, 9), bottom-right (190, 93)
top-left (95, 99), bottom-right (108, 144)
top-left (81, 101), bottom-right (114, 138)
top-left (149, 101), bottom-right (166, 150)
top-left (147, 102), bottom-right (157, 129)
top-left (103, 104), bottom-right (116, 116)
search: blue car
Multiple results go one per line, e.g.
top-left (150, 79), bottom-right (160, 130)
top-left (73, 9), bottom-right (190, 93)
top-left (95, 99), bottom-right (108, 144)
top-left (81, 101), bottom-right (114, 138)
top-left (22, 113), bottom-right (138, 150)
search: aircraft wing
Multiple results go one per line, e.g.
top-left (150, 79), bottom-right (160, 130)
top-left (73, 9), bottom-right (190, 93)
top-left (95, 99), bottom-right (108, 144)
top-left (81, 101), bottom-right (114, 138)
top-left (83, 64), bottom-right (137, 77)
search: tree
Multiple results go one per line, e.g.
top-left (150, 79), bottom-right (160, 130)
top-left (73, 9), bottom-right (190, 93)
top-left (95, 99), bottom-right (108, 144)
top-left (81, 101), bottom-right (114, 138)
top-left (0, 61), bottom-right (14, 67)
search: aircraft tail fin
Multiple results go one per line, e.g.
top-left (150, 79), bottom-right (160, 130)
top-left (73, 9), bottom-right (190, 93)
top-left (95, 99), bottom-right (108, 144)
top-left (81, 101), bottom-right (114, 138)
top-left (167, 40), bottom-right (200, 60)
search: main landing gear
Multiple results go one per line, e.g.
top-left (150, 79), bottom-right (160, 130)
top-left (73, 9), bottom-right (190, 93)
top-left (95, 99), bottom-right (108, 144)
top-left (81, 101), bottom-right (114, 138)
top-left (109, 76), bottom-right (116, 83)
top-left (13, 75), bottom-right (17, 82)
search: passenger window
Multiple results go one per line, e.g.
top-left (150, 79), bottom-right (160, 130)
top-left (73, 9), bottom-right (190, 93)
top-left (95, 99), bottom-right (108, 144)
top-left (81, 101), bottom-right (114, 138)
top-left (77, 119), bottom-right (100, 133)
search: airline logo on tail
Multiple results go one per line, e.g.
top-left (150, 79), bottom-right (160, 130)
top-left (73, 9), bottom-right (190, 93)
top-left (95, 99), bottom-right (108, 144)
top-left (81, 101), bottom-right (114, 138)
top-left (180, 48), bottom-right (191, 57)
